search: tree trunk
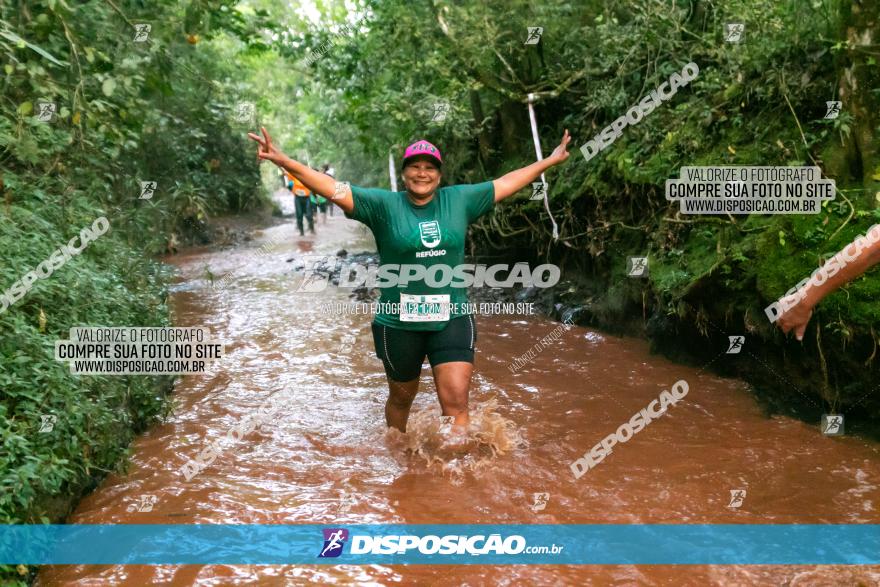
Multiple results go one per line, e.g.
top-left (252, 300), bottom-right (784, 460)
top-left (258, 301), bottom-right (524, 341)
top-left (838, 0), bottom-right (880, 192)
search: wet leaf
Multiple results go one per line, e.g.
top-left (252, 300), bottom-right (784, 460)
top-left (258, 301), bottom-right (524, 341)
top-left (101, 78), bottom-right (116, 97)
top-left (0, 30), bottom-right (64, 65)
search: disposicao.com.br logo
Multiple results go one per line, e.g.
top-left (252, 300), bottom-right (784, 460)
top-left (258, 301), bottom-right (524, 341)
top-left (318, 528), bottom-right (349, 558)
top-left (318, 528), bottom-right (563, 558)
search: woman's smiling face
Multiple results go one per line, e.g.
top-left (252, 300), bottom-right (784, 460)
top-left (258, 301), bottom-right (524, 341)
top-left (402, 155), bottom-right (441, 200)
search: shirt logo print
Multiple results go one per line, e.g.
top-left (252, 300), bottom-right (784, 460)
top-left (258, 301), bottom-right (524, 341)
top-left (418, 220), bottom-right (442, 249)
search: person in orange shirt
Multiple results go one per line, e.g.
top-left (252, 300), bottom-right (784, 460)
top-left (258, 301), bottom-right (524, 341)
top-left (284, 170), bottom-right (314, 235)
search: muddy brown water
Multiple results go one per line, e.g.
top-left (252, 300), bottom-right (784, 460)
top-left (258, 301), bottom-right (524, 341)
top-left (37, 192), bottom-right (880, 586)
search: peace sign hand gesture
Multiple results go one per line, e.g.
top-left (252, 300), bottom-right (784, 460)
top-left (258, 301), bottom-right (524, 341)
top-left (247, 126), bottom-right (287, 167)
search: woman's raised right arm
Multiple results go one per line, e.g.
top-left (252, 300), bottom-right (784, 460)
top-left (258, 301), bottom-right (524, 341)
top-left (247, 126), bottom-right (353, 214)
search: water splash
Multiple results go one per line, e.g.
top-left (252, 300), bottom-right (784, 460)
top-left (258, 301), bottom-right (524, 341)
top-left (386, 399), bottom-right (526, 476)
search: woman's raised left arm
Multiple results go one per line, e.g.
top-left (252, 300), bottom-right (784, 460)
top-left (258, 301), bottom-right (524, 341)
top-left (491, 129), bottom-right (571, 203)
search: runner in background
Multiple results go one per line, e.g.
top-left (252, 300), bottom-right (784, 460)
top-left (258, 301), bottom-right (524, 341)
top-left (289, 172), bottom-right (315, 236)
top-left (322, 163), bottom-right (335, 217)
top-left (312, 167), bottom-right (329, 224)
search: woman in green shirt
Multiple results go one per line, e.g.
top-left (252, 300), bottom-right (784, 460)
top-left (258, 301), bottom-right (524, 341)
top-left (248, 127), bottom-right (571, 439)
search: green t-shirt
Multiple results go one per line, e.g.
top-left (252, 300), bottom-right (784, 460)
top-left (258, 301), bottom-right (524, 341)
top-left (344, 182), bottom-right (495, 331)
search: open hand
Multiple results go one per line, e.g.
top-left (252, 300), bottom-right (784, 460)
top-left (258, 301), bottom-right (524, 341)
top-left (246, 126), bottom-right (286, 166)
top-left (548, 129), bottom-right (571, 165)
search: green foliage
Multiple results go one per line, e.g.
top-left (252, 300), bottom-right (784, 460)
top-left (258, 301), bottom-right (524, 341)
top-left (0, 1), bottom-right (278, 580)
top-left (284, 0), bottom-right (878, 408)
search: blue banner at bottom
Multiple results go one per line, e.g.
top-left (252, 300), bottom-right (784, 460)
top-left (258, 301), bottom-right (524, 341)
top-left (1, 524), bottom-right (878, 565)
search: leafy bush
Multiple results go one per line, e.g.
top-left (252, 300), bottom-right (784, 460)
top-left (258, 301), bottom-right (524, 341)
top-left (1, 1), bottom-right (276, 581)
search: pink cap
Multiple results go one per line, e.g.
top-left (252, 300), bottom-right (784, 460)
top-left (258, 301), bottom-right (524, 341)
top-left (403, 140), bottom-right (442, 166)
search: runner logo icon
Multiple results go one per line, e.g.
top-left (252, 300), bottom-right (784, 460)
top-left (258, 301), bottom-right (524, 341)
top-left (318, 528), bottom-right (349, 558)
top-left (418, 221), bottom-right (441, 249)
